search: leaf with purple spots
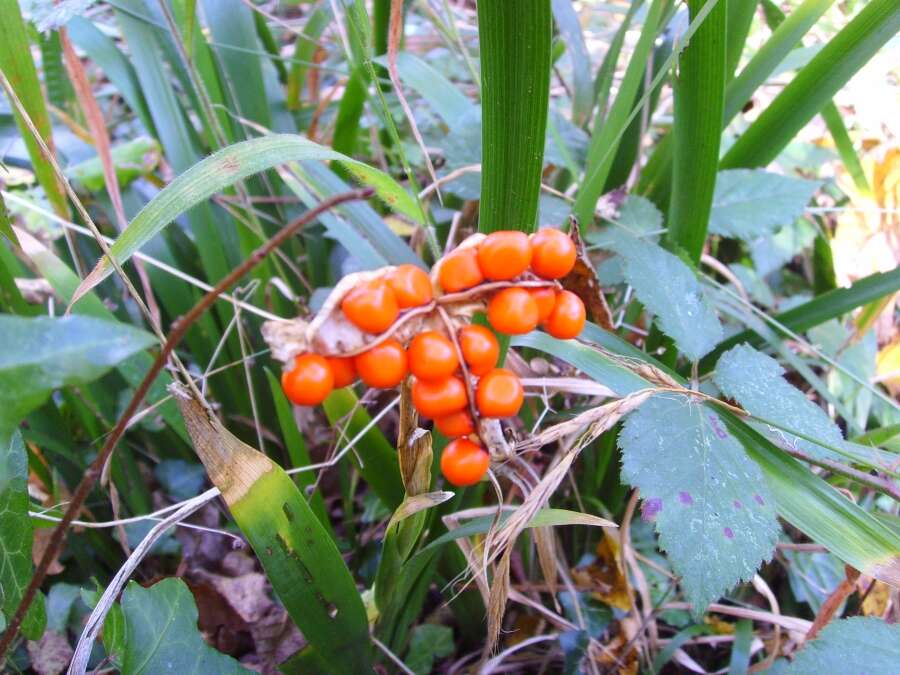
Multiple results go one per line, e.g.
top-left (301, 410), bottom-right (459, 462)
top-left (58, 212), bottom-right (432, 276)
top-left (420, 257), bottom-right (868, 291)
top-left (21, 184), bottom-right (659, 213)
top-left (618, 394), bottom-right (780, 615)
top-left (714, 344), bottom-right (844, 461)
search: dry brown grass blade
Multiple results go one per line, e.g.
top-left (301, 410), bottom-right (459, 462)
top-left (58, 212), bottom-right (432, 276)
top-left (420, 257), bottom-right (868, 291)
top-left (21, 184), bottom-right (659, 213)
top-left (60, 28), bottom-right (161, 325)
top-left (483, 390), bottom-right (653, 654)
top-left (534, 526), bottom-right (559, 599)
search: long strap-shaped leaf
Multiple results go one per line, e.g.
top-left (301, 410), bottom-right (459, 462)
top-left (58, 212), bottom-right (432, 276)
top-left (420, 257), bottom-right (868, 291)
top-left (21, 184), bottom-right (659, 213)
top-left (477, 0), bottom-right (551, 233)
top-left (175, 390), bottom-right (372, 674)
top-left (72, 134), bottom-right (425, 306)
top-left (721, 0), bottom-right (900, 169)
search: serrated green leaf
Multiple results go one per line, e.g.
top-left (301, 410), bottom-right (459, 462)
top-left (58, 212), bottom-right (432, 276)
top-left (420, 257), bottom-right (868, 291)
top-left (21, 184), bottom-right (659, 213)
top-left (587, 195), bottom-right (663, 249)
top-left (783, 617), bottom-right (900, 674)
top-left (75, 134), bottom-right (425, 302)
top-left (0, 430), bottom-right (46, 639)
top-left (0, 315), bottom-right (155, 435)
top-left (606, 235), bottom-right (723, 361)
top-left (120, 578), bottom-right (250, 674)
top-left (618, 395), bottom-right (780, 613)
top-left (708, 170), bottom-right (820, 240)
top-left (405, 624), bottom-right (454, 675)
top-left (714, 344), bottom-right (844, 461)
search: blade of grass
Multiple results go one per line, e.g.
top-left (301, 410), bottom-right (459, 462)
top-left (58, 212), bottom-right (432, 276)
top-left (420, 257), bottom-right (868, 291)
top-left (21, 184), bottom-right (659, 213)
top-left (638, 0), bottom-right (836, 207)
top-left (477, 0), bottom-right (551, 233)
top-left (721, 0), bottom-right (900, 169)
top-left (667, 0), bottom-right (726, 263)
top-left (700, 266), bottom-right (900, 372)
top-left (592, 0), bottom-right (643, 125)
top-left (0, 0), bottom-right (70, 219)
top-left (725, 0), bottom-right (758, 80)
top-left (820, 104), bottom-right (871, 196)
top-left (551, 0), bottom-right (592, 126)
top-left (72, 133), bottom-right (425, 303)
top-left (287, 6), bottom-right (331, 111)
top-left (573, 0), bottom-right (665, 224)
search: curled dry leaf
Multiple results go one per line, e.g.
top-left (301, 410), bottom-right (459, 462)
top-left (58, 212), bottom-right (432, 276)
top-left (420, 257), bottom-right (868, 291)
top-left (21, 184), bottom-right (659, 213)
top-left (560, 217), bottom-right (614, 330)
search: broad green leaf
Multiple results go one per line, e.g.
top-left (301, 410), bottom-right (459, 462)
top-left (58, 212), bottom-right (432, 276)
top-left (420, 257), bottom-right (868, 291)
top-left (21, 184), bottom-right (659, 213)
top-left (714, 345), bottom-right (844, 461)
top-left (65, 137), bottom-right (161, 192)
top-left (544, 323), bottom-right (900, 588)
top-left (176, 392), bottom-right (373, 673)
top-left (708, 170), bottom-right (820, 240)
top-left (477, 0), bottom-right (551, 233)
top-left (73, 134), bottom-right (425, 303)
top-left (587, 195), bottom-right (663, 249)
top-left (606, 235), bottom-right (723, 361)
top-left (14, 226), bottom-right (187, 441)
top-left (619, 395), bottom-right (780, 613)
top-left (0, 431), bottom-right (46, 639)
top-left (0, 315), bottom-right (155, 436)
top-left (782, 617), bottom-right (900, 674)
top-left (405, 624), bottom-right (454, 675)
top-left (120, 578), bottom-right (250, 674)
top-left (721, 0), bottom-right (900, 169)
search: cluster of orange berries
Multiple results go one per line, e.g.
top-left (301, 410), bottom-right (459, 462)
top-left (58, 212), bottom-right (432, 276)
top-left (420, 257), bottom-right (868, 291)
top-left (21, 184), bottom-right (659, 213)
top-left (280, 229), bottom-right (585, 487)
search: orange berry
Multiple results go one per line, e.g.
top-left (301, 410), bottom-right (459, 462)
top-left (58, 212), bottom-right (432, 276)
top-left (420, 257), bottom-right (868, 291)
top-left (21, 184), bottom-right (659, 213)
top-left (281, 353), bottom-right (334, 406)
top-left (354, 338), bottom-right (408, 388)
top-left (341, 280), bottom-right (399, 334)
top-left (530, 287), bottom-right (557, 323)
top-left (477, 231), bottom-right (532, 281)
top-left (386, 264), bottom-right (433, 308)
top-left (544, 290), bottom-right (586, 339)
top-left (440, 438), bottom-right (490, 487)
top-left (476, 368), bottom-right (524, 418)
top-left (408, 331), bottom-right (459, 381)
top-left (439, 248), bottom-right (484, 293)
top-left (434, 410), bottom-right (475, 438)
top-left (411, 376), bottom-right (467, 418)
top-left (487, 287), bottom-right (539, 335)
top-left (327, 357), bottom-right (357, 389)
top-left (458, 324), bottom-right (500, 376)
top-left (530, 228), bottom-right (576, 279)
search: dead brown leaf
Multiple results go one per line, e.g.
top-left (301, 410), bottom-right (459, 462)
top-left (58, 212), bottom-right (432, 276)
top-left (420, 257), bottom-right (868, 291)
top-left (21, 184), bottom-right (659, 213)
top-left (560, 218), bottom-right (614, 330)
top-left (572, 531), bottom-right (630, 612)
top-left (27, 631), bottom-right (73, 675)
top-left (32, 527), bottom-right (64, 576)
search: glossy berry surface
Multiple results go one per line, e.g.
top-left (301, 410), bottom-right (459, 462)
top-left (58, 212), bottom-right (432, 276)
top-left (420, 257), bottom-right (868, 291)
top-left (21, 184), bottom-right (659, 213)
top-left (544, 290), bottom-right (586, 339)
top-left (386, 264), bottom-right (433, 308)
top-left (434, 410), bottom-right (475, 438)
top-left (341, 280), bottom-right (399, 334)
top-left (411, 375), bottom-right (468, 418)
top-left (476, 368), bottom-right (524, 418)
top-left (487, 287), bottom-right (539, 335)
top-left (477, 231), bottom-right (532, 281)
top-left (327, 357), bottom-right (357, 389)
top-left (530, 287), bottom-right (557, 323)
top-left (530, 228), bottom-right (577, 279)
top-left (282, 354), bottom-right (334, 406)
top-left (439, 248), bottom-right (484, 292)
top-left (458, 324), bottom-right (500, 376)
top-left (440, 438), bottom-right (490, 487)
top-left (354, 338), bottom-right (408, 388)
top-left (408, 331), bottom-right (459, 381)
